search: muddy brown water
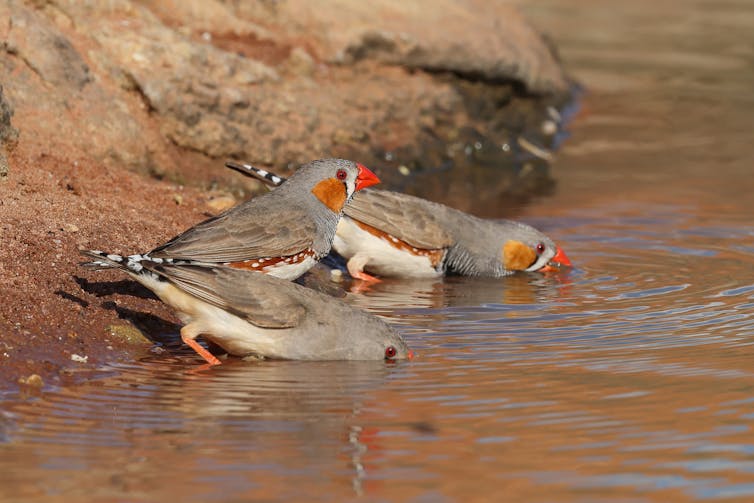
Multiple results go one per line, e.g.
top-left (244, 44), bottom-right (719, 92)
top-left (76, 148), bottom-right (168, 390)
top-left (3, 1), bottom-right (754, 501)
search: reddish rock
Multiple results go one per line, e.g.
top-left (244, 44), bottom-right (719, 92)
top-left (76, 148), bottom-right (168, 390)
top-left (0, 84), bottom-right (17, 178)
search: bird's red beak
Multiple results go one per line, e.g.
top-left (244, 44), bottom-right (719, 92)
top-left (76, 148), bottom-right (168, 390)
top-left (539, 246), bottom-right (572, 272)
top-left (354, 163), bottom-right (380, 191)
top-left (551, 246), bottom-right (572, 267)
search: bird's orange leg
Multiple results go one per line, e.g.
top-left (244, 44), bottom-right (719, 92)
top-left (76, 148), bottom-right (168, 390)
top-left (347, 254), bottom-right (382, 284)
top-left (181, 327), bottom-right (222, 366)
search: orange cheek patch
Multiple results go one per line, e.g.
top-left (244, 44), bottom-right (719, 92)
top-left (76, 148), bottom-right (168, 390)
top-left (503, 240), bottom-right (537, 271)
top-left (311, 178), bottom-right (347, 213)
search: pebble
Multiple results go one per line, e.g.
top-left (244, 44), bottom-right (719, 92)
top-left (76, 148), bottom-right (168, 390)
top-left (18, 374), bottom-right (44, 387)
top-left (206, 194), bottom-right (236, 213)
top-left (106, 324), bottom-right (151, 345)
top-left (70, 354), bottom-right (88, 363)
top-left (541, 119), bottom-right (558, 136)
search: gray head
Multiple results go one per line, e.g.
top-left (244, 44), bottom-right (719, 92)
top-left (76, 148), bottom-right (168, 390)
top-left (496, 220), bottom-right (572, 272)
top-left (289, 281), bottom-right (414, 361)
top-left (282, 159), bottom-right (380, 215)
top-left (330, 311), bottom-right (413, 361)
top-left (448, 216), bottom-right (572, 276)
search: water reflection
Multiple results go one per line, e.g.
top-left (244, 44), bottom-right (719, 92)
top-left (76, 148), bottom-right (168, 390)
top-left (4, 0), bottom-right (754, 500)
top-left (0, 360), bottom-right (414, 501)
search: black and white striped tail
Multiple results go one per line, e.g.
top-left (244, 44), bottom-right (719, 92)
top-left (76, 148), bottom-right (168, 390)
top-left (225, 161), bottom-right (286, 188)
top-left (80, 250), bottom-right (178, 277)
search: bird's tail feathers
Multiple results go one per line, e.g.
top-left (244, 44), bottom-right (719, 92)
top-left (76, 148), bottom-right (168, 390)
top-left (79, 249), bottom-right (157, 275)
top-left (225, 161), bottom-right (286, 188)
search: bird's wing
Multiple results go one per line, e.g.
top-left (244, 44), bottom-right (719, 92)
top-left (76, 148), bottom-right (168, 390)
top-left (344, 189), bottom-right (454, 249)
top-left (150, 197), bottom-right (316, 262)
top-left (151, 263), bottom-right (306, 328)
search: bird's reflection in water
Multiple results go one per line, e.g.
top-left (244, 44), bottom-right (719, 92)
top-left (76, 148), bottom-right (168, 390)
top-left (131, 358), bottom-right (409, 496)
top-left (344, 269), bottom-right (574, 320)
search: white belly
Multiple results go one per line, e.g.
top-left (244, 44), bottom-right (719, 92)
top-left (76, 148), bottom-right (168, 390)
top-left (138, 273), bottom-right (283, 358)
top-left (333, 217), bottom-right (444, 278)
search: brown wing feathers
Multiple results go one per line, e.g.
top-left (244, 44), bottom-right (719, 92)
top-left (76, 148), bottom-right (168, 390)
top-left (345, 190), bottom-right (453, 250)
top-left (150, 198), bottom-right (316, 263)
top-left (149, 263), bottom-right (305, 328)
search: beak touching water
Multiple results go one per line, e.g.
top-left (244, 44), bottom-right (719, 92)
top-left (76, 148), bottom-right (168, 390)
top-left (540, 246), bottom-right (572, 272)
top-left (354, 163), bottom-right (381, 191)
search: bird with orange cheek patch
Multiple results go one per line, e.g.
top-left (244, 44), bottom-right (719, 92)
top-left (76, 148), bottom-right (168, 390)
top-left (82, 158), bottom-right (380, 282)
top-left (226, 161), bottom-right (571, 281)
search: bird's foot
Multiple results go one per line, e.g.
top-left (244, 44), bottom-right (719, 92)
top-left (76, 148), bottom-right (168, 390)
top-left (351, 270), bottom-right (382, 284)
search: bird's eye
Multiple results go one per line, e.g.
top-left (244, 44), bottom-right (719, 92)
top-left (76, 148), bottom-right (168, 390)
top-left (336, 169), bottom-right (348, 180)
top-left (385, 346), bottom-right (397, 359)
top-left (536, 243), bottom-right (546, 254)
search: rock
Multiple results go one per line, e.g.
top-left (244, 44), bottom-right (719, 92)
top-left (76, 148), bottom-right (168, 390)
top-left (18, 373), bottom-right (44, 387)
top-left (205, 193), bottom-right (237, 213)
top-left (284, 47), bottom-right (317, 77)
top-left (3, 3), bottom-right (92, 91)
top-left (1, 0), bottom-right (572, 191)
top-left (51, 0), bottom-right (279, 161)
top-left (0, 85), bottom-right (18, 145)
top-left (1, 1), bottom-right (151, 172)
top-left (0, 85), bottom-right (18, 180)
top-left (230, 0), bottom-right (569, 95)
top-left (106, 324), bottom-right (151, 345)
top-left (140, 0), bottom-right (274, 42)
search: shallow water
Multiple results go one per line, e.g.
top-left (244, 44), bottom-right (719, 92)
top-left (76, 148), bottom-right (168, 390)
top-left (4, 1), bottom-right (754, 501)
